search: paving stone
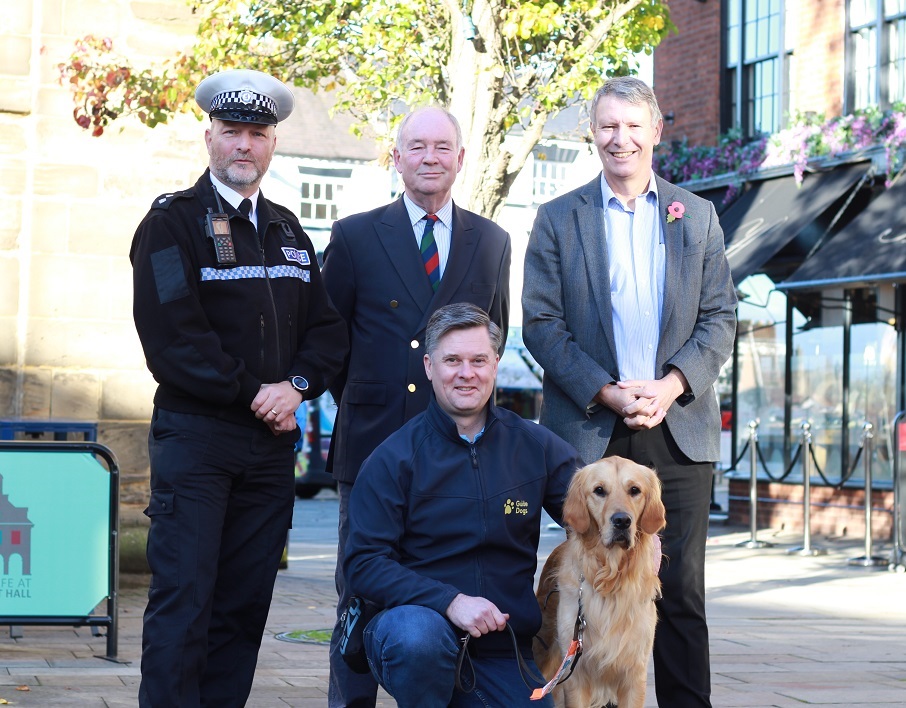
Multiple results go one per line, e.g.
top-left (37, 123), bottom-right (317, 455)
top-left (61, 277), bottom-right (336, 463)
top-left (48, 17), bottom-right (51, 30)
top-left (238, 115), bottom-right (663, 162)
top-left (0, 495), bottom-right (903, 707)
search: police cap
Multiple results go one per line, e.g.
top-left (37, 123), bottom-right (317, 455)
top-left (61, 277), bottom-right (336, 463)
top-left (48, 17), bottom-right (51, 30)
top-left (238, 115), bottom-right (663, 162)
top-left (195, 69), bottom-right (294, 126)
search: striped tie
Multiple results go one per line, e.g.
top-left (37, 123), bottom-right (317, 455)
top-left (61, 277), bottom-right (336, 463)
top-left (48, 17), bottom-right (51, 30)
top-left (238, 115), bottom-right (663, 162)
top-left (421, 214), bottom-right (440, 292)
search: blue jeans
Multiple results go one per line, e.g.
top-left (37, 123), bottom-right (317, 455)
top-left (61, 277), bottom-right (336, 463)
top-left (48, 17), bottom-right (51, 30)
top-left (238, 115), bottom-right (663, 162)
top-left (364, 605), bottom-right (553, 708)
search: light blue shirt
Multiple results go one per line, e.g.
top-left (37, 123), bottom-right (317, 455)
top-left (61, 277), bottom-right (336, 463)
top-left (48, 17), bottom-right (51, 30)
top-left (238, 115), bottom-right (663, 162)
top-left (460, 427), bottom-right (485, 444)
top-left (403, 193), bottom-right (453, 277)
top-left (600, 174), bottom-right (666, 382)
top-left (210, 173), bottom-right (259, 230)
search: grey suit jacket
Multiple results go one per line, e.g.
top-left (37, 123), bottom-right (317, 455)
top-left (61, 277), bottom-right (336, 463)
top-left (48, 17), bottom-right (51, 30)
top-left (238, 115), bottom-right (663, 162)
top-left (522, 174), bottom-right (736, 465)
top-left (322, 196), bottom-right (511, 484)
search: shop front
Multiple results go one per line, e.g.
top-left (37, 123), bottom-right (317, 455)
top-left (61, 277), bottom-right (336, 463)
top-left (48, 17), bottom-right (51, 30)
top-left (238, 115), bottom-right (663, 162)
top-left (707, 156), bottom-right (905, 543)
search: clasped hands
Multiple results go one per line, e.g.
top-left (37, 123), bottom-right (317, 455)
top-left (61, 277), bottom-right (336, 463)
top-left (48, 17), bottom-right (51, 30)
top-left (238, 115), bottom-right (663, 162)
top-left (596, 370), bottom-right (688, 431)
top-left (251, 381), bottom-right (304, 436)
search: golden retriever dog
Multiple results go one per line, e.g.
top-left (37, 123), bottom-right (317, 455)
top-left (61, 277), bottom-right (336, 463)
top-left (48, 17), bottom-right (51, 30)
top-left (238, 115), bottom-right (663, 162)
top-left (533, 456), bottom-right (666, 708)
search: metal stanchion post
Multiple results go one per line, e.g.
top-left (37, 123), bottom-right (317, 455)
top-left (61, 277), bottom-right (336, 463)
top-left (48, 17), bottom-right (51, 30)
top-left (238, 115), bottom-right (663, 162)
top-left (849, 422), bottom-right (887, 567)
top-left (890, 412), bottom-right (905, 573)
top-left (737, 419), bottom-right (773, 549)
top-left (788, 421), bottom-right (827, 556)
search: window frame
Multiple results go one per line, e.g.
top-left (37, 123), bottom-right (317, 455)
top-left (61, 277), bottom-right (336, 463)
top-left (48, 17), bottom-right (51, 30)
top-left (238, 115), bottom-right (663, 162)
top-left (297, 165), bottom-right (352, 230)
top-left (723, 0), bottom-right (795, 137)
top-left (846, 0), bottom-right (906, 111)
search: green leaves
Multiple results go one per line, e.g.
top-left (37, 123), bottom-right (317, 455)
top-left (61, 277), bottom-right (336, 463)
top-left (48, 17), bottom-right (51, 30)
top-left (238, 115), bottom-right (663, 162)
top-left (62, 0), bottom-right (669, 132)
top-left (60, 0), bottom-right (670, 214)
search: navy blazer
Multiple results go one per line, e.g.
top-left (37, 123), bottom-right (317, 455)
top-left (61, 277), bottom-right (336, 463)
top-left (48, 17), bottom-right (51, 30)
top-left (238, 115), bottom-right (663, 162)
top-left (322, 196), bottom-right (511, 484)
top-left (522, 174), bottom-right (737, 465)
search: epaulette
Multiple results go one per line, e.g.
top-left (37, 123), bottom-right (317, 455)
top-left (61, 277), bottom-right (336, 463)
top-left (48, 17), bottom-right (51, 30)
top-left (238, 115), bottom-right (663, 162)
top-left (150, 189), bottom-right (193, 210)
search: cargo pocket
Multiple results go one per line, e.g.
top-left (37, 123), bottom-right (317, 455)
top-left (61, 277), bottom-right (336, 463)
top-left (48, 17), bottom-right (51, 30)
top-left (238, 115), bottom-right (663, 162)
top-left (143, 489), bottom-right (179, 589)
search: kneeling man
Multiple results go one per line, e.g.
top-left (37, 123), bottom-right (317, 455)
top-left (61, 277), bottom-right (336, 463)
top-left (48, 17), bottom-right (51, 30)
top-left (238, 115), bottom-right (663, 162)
top-left (344, 303), bottom-right (582, 707)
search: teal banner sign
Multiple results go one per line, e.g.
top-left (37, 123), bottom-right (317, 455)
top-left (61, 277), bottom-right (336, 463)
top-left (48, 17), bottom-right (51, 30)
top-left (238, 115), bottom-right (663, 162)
top-left (0, 451), bottom-right (110, 617)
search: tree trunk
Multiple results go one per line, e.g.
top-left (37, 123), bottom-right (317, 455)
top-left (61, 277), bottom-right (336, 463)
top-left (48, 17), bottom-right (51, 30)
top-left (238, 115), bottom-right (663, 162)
top-left (445, 0), bottom-right (534, 219)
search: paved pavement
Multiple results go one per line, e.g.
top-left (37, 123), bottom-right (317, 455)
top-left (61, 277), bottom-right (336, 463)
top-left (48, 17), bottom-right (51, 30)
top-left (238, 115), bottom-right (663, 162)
top-left (1, 483), bottom-right (904, 707)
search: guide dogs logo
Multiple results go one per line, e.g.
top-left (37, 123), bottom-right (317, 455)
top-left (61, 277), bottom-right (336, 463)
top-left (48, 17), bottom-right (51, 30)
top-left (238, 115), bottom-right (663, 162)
top-left (504, 498), bottom-right (529, 516)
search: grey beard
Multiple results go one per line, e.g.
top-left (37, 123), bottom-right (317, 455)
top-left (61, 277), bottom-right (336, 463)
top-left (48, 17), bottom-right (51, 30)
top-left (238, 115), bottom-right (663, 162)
top-left (211, 161), bottom-right (263, 191)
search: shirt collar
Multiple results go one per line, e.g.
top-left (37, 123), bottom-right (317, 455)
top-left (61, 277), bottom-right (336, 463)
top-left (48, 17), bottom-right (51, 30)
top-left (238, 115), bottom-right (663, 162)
top-left (210, 172), bottom-right (260, 215)
top-left (599, 173), bottom-right (659, 210)
top-left (460, 427), bottom-right (486, 444)
top-left (403, 192), bottom-right (454, 231)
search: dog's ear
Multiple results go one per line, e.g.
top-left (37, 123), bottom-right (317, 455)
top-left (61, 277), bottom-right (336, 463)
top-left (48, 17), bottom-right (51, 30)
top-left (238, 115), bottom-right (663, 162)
top-left (562, 472), bottom-right (591, 534)
top-left (640, 475), bottom-right (667, 535)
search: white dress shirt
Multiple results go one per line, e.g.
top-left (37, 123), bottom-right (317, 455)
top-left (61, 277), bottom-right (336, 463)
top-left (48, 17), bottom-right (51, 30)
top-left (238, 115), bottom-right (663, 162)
top-left (600, 173), bottom-right (666, 382)
top-left (403, 193), bottom-right (453, 278)
top-left (210, 173), bottom-right (260, 230)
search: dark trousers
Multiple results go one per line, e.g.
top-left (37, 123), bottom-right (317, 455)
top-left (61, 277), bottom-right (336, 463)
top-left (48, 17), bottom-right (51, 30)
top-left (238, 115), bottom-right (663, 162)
top-left (328, 480), bottom-right (381, 707)
top-left (605, 419), bottom-right (713, 708)
top-left (139, 409), bottom-right (295, 708)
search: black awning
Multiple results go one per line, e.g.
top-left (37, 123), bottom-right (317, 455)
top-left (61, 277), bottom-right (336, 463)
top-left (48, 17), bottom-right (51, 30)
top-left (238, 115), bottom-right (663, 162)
top-left (720, 164), bottom-right (869, 285)
top-left (780, 177), bottom-right (906, 291)
top-left (693, 186), bottom-right (737, 216)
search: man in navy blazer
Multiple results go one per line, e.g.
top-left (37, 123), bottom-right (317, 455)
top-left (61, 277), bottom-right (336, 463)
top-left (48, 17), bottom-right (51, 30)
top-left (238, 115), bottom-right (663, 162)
top-left (322, 106), bottom-right (511, 707)
top-left (523, 77), bottom-right (737, 707)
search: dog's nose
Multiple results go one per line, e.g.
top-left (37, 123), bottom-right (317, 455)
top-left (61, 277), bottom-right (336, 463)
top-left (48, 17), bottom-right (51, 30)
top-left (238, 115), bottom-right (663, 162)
top-left (611, 512), bottom-right (631, 530)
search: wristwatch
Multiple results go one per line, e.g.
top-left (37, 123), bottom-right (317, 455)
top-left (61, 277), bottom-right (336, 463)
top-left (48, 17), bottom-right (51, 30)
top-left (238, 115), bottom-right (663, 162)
top-left (289, 376), bottom-right (309, 398)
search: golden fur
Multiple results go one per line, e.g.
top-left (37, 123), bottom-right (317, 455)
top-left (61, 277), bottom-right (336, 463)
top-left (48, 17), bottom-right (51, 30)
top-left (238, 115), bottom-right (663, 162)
top-left (533, 457), bottom-right (666, 708)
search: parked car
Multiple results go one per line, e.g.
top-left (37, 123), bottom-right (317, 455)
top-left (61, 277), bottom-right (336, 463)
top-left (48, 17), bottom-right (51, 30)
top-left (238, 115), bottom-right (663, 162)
top-left (294, 393), bottom-right (337, 499)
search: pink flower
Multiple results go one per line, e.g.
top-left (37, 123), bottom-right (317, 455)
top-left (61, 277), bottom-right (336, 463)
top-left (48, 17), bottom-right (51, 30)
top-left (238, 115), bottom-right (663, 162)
top-left (666, 201), bottom-right (685, 222)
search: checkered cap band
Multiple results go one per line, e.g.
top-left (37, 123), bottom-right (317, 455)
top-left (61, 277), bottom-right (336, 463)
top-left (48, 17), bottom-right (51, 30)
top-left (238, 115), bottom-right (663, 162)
top-left (210, 90), bottom-right (278, 120)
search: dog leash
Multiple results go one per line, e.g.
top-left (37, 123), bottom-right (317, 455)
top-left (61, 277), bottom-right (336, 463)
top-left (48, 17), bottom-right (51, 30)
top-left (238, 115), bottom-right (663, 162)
top-left (455, 623), bottom-right (548, 694)
top-left (529, 578), bottom-right (587, 700)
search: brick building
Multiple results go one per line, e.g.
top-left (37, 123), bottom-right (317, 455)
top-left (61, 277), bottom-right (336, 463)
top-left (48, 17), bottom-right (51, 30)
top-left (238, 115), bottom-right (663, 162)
top-left (653, 0), bottom-right (906, 550)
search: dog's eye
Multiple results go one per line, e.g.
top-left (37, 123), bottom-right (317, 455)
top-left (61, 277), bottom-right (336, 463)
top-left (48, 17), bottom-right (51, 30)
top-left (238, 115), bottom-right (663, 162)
top-left (629, 486), bottom-right (642, 496)
top-left (593, 486), bottom-right (607, 497)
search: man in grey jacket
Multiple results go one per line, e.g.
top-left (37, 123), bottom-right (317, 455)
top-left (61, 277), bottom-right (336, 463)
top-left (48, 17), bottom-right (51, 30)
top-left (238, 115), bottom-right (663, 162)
top-left (522, 76), bottom-right (737, 707)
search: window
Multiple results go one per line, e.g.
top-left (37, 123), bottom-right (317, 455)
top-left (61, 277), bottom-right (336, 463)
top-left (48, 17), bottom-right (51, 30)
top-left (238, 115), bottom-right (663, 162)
top-left (11, 530), bottom-right (20, 545)
top-left (848, 0), bottom-right (906, 110)
top-left (297, 166), bottom-right (352, 229)
top-left (531, 145), bottom-right (578, 203)
top-left (724, 0), bottom-right (796, 137)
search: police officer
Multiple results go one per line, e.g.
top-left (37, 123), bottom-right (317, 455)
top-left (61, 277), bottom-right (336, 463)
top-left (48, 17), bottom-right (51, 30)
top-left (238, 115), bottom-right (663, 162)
top-left (130, 69), bottom-right (348, 707)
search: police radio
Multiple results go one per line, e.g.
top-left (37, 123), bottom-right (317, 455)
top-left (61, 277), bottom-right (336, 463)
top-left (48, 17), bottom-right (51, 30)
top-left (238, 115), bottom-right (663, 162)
top-left (205, 210), bottom-right (237, 265)
top-left (205, 187), bottom-right (237, 266)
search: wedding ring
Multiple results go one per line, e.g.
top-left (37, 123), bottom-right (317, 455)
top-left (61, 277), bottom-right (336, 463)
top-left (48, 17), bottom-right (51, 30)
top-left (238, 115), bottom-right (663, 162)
top-left (270, 408), bottom-right (279, 416)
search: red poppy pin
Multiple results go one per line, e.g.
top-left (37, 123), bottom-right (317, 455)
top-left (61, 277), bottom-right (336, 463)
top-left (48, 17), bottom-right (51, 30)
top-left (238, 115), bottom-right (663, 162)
top-left (666, 201), bottom-right (685, 223)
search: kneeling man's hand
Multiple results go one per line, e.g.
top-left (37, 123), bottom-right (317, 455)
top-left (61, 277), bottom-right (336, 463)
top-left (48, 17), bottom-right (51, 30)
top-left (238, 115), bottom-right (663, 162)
top-left (446, 593), bottom-right (509, 638)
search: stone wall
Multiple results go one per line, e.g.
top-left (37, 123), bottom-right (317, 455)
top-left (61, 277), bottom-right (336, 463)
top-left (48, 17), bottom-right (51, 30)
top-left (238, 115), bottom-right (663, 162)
top-left (1, 0), bottom-right (208, 516)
